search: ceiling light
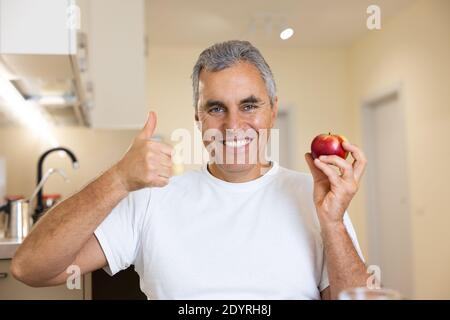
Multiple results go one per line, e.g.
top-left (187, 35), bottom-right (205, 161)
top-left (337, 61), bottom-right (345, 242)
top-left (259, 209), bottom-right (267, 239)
top-left (0, 75), bottom-right (59, 147)
top-left (280, 28), bottom-right (294, 40)
top-left (38, 96), bottom-right (67, 106)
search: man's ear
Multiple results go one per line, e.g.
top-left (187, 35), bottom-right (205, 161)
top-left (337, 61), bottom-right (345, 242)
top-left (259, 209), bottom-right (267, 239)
top-left (195, 110), bottom-right (201, 131)
top-left (271, 97), bottom-right (279, 127)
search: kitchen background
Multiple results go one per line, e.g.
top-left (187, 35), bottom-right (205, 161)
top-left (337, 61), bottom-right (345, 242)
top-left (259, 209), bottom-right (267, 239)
top-left (0, 0), bottom-right (449, 299)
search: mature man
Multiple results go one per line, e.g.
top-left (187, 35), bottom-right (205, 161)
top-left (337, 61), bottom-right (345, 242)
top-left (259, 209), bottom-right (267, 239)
top-left (11, 40), bottom-right (368, 300)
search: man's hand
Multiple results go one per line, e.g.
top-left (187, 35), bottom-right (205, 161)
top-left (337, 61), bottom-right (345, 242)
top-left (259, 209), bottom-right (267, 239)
top-left (304, 141), bottom-right (367, 226)
top-left (114, 111), bottom-right (174, 192)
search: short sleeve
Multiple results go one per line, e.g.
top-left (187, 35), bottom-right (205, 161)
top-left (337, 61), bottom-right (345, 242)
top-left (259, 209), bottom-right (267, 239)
top-left (318, 211), bottom-right (365, 292)
top-left (94, 188), bottom-right (151, 276)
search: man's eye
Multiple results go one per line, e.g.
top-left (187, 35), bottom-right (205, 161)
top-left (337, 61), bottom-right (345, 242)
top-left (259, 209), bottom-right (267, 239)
top-left (243, 104), bottom-right (258, 111)
top-left (209, 106), bottom-right (225, 113)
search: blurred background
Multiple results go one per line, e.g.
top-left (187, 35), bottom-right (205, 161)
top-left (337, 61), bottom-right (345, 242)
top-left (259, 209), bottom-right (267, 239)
top-left (0, 0), bottom-right (449, 299)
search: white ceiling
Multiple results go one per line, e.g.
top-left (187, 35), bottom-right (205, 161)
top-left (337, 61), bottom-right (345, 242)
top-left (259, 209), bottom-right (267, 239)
top-left (146, 0), bottom-right (415, 48)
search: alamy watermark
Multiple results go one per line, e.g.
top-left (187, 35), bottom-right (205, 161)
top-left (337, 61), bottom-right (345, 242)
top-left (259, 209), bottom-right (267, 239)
top-left (66, 264), bottom-right (81, 290)
top-left (367, 5), bottom-right (381, 30)
top-left (366, 264), bottom-right (382, 289)
top-left (170, 125), bottom-right (280, 170)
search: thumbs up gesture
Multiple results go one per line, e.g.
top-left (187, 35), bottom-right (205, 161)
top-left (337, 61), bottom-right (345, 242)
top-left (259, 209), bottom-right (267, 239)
top-left (114, 111), bottom-right (174, 191)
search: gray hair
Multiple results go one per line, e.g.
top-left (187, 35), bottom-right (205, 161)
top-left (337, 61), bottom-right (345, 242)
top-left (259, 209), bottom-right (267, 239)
top-left (191, 40), bottom-right (277, 109)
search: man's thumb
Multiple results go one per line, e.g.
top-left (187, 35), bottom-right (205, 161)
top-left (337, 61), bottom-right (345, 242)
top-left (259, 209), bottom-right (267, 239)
top-left (140, 111), bottom-right (157, 139)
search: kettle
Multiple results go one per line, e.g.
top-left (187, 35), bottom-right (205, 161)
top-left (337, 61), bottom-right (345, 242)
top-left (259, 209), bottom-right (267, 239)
top-left (0, 167), bottom-right (69, 239)
top-left (0, 197), bottom-right (32, 239)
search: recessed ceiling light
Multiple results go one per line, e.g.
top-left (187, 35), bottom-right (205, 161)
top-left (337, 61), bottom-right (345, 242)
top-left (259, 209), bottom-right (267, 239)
top-left (0, 75), bottom-right (59, 147)
top-left (280, 27), bottom-right (294, 40)
top-left (38, 96), bottom-right (67, 106)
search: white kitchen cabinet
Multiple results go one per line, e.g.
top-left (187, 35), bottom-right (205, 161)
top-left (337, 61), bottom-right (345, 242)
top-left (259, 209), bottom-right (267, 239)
top-left (0, 0), bottom-right (77, 54)
top-left (0, 259), bottom-right (90, 300)
top-left (0, 0), bottom-right (146, 128)
top-left (0, 0), bottom-right (93, 126)
top-left (87, 0), bottom-right (148, 128)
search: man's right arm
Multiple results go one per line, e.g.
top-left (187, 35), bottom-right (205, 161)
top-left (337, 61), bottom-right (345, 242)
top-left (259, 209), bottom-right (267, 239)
top-left (11, 112), bottom-right (173, 287)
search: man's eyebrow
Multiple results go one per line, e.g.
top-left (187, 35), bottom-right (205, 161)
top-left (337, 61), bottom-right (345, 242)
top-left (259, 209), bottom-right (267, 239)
top-left (239, 95), bottom-right (262, 104)
top-left (201, 95), bottom-right (263, 109)
top-left (202, 99), bottom-right (226, 109)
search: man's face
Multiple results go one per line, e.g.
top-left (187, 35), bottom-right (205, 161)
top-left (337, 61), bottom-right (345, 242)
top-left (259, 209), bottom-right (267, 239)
top-left (196, 61), bottom-right (278, 175)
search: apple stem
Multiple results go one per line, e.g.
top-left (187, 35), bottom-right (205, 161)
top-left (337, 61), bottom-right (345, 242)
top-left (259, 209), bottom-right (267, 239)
top-left (328, 132), bottom-right (331, 136)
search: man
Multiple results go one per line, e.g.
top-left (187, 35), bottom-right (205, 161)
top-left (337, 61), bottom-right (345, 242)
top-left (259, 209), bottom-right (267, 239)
top-left (11, 40), bottom-right (368, 300)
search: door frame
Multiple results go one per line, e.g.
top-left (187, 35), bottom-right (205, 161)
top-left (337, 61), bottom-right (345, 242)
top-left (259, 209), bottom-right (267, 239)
top-left (360, 83), bottom-right (415, 297)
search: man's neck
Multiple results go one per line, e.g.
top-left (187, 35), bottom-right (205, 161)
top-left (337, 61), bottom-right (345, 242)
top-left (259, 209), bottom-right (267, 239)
top-left (207, 161), bottom-right (273, 183)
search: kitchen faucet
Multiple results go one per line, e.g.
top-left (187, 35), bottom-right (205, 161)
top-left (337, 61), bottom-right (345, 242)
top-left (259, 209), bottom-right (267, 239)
top-left (34, 147), bottom-right (79, 221)
top-left (29, 168), bottom-right (69, 205)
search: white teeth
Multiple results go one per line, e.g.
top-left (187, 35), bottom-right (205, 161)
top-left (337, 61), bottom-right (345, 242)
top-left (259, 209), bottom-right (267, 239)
top-left (223, 139), bottom-right (251, 148)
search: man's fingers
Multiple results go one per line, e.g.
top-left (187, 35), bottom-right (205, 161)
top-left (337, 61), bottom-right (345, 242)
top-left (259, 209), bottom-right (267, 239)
top-left (342, 141), bottom-right (367, 182)
top-left (147, 140), bottom-right (173, 156)
top-left (157, 166), bottom-right (172, 179)
top-left (152, 176), bottom-right (169, 188)
top-left (305, 153), bottom-right (327, 182)
top-left (143, 139), bottom-right (173, 157)
top-left (313, 158), bottom-right (341, 186)
top-left (158, 143), bottom-right (173, 157)
top-left (157, 157), bottom-right (173, 172)
top-left (158, 156), bottom-right (173, 168)
top-left (318, 155), bottom-right (353, 181)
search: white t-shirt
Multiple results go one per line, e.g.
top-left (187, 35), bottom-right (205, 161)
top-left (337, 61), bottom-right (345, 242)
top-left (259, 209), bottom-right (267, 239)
top-left (94, 162), bottom-right (363, 300)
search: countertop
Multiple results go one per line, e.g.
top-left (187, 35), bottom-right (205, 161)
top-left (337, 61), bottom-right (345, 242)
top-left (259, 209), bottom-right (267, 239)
top-left (0, 238), bottom-right (22, 259)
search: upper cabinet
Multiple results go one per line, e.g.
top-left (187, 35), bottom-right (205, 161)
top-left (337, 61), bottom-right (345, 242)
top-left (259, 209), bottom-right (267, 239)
top-left (0, 0), bottom-right (147, 129)
top-left (87, 0), bottom-right (148, 129)
top-left (0, 0), bottom-right (90, 126)
top-left (0, 0), bottom-right (76, 54)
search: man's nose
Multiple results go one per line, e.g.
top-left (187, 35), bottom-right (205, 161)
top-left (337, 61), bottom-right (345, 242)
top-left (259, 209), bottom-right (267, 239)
top-left (225, 108), bottom-right (243, 130)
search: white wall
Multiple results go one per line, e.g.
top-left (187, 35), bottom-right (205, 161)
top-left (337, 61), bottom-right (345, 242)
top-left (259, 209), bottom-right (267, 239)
top-left (350, 0), bottom-right (450, 299)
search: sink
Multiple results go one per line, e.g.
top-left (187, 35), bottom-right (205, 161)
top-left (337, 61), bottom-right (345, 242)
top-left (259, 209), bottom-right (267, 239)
top-left (0, 237), bottom-right (23, 259)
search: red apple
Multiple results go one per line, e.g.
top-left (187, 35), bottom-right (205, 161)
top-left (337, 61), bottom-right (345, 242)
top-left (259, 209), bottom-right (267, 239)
top-left (311, 133), bottom-right (349, 160)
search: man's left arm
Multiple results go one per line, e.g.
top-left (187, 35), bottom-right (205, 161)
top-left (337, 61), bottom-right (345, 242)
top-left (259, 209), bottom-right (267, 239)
top-left (320, 220), bottom-right (367, 299)
top-left (305, 141), bottom-right (369, 300)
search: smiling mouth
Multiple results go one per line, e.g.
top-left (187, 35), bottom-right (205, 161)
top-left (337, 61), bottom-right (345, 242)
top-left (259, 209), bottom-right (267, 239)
top-left (221, 138), bottom-right (253, 148)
